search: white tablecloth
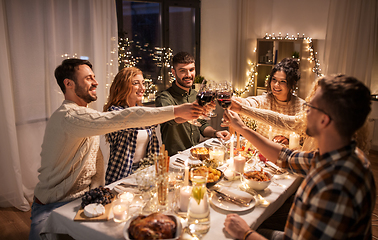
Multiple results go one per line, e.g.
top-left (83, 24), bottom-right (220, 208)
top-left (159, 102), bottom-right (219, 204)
top-left (41, 138), bottom-right (302, 240)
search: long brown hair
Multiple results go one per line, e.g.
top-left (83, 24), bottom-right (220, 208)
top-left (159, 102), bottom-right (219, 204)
top-left (103, 67), bottom-right (143, 111)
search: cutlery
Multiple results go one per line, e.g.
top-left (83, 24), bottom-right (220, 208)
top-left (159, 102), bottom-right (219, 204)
top-left (238, 183), bottom-right (270, 207)
top-left (118, 182), bottom-right (138, 188)
top-left (211, 189), bottom-right (251, 207)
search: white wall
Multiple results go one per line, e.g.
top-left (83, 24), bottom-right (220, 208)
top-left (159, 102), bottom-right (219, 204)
top-left (201, 0), bottom-right (330, 96)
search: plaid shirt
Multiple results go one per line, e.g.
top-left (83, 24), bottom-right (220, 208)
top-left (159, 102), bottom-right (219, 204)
top-left (277, 142), bottom-right (376, 239)
top-left (105, 106), bottom-right (159, 184)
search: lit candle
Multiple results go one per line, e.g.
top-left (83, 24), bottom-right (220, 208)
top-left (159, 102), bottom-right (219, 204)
top-left (289, 132), bottom-right (300, 149)
top-left (209, 146), bottom-right (225, 166)
top-left (230, 134), bottom-right (234, 161)
top-left (112, 201), bottom-right (129, 222)
top-left (234, 154), bottom-right (246, 174)
top-left (119, 192), bottom-right (134, 204)
top-left (184, 160), bottom-right (189, 186)
top-left (179, 186), bottom-right (192, 212)
top-left (268, 126), bottom-right (273, 141)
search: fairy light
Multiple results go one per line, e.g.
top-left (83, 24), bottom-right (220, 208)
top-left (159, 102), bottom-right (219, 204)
top-left (233, 62), bottom-right (256, 97)
top-left (263, 32), bottom-right (323, 77)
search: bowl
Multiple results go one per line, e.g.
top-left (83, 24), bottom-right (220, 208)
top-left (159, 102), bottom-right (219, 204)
top-left (242, 170), bottom-right (273, 191)
top-left (190, 147), bottom-right (210, 161)
top-left (123, 214), bottom-right (182, 240)
top-left (189, 166), bottom-right (224, 188)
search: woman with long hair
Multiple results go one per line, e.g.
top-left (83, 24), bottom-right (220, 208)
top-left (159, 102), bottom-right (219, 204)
top-left (237, 58), bottom-right (305, 144)
top-left (104, 67), bottom-right (159, 184)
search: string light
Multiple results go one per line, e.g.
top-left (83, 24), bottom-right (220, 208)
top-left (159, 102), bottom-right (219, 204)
top-left (233, 62), bottom-right (256, 97)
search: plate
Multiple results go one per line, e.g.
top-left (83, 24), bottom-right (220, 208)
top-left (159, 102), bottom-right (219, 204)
top-left (169, 156), bottom-right (202, 169)
top-left (123, 214), bottom-right (182, 240)
top-left (210, 187), bottom-right (256, 212)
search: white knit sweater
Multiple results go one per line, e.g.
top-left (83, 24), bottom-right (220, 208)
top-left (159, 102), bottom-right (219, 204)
top-left (34, 100), bottom-right (174, 204)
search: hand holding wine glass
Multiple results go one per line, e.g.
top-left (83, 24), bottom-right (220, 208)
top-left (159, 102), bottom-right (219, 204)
top-left (216, 81), bottom-right (233, 127)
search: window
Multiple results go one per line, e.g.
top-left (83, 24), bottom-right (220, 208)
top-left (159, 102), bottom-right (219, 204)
top-left (116, 0), bottom-right (200, 93)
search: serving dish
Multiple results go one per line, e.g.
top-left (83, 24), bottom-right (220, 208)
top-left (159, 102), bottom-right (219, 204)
top-left (189, 166), bottom-right (224, 188)
top-left (123, 214), bottom-right (182, 240)
top-left (242, 170), bottom-right (273, 191)
top-left (190, 147), bottom-right (210, 160)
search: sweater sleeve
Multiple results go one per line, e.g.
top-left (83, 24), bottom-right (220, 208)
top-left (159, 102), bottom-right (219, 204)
top-left (239, 105), bottom-right (302, 133)
top-left (62, 105), bottom-right (175, 138)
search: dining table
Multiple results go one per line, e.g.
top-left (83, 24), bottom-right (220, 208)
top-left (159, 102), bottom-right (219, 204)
top-left (40, 138), bottom-right (303, 240)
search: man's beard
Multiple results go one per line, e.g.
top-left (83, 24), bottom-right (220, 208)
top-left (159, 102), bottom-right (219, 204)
top-left (175, 74), bottom-right (193, 89)
top-left (75, 84), bottom-right (97, 103)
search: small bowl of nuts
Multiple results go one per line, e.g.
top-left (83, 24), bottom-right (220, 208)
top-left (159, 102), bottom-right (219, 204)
top-left (190, 147), bottom-right (210, 161)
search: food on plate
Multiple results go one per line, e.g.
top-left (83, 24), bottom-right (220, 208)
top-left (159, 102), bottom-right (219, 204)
top-left (83, 203), bottom-right (105, 218)
top-left (190, 147), bottom-right (210, 160)
top-left (191, 166), bottom-right (222, 183)
top-left (244, 170), bottom-right (271, 182)
top-left (81, 186), bottom-right (115, 208)
top-left (128, 213), bottom-right (176, 240)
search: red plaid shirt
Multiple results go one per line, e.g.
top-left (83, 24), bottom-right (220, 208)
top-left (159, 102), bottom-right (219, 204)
top-left (277, 142), bottom-right (376, 239)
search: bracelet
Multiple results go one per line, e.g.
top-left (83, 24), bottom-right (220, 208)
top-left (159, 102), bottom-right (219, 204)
top-left (243, 229), bottom-right (254, 240)
top-left (213, 131), bottom-right (217, 138)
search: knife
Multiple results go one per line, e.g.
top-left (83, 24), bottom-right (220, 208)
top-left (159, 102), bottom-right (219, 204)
top-left (212, 190), bottom-right (250, 207)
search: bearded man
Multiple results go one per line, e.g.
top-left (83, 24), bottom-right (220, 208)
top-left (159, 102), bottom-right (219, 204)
top-left (155, 52), bottom-right (230, 156)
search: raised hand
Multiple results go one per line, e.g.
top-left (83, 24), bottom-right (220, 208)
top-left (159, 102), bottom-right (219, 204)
top-left (174, 103), bottom-right (203, 120)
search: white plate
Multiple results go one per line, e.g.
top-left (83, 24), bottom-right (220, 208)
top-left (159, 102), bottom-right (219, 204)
top-left (169, 155), bottom-right (202, 169)
top-left (123, 214), bottom-right (182, 240)
top-left (210, 188), bottom-right (256, 212)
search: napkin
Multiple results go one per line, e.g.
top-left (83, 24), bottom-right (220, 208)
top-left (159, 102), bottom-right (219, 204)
top-left (218, 186), bottom-right (255, 204)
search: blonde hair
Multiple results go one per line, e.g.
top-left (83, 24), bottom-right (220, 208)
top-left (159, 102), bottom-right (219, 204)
top-left (103, 67), bottom-right (143, 112)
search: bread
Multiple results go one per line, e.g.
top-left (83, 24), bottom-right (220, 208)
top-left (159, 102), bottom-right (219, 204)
top-left (128, 213), bottom-right (176, 240)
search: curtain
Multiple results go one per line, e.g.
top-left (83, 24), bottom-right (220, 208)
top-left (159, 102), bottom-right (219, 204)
top-left (323, 0), bottom-right (378, 86)
top-left (0, 0), bottom-right (118, 211)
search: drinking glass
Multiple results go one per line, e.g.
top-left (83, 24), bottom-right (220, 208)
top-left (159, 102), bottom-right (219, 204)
top-left (216, 81), bottom-right (233, 127)
top-left (187, 167), bottom-right (210, 236)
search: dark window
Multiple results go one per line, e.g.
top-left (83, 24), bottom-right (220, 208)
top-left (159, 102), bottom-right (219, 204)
top-left (116, 0), bottom-right (200, 92)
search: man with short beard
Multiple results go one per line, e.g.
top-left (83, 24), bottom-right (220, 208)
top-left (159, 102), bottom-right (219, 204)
top-left (223, 75), bottom-right (375, 240)
top-left (156, 52), bottom-right (230, 156)
top-left (29, 58), bottom-right (204, 240)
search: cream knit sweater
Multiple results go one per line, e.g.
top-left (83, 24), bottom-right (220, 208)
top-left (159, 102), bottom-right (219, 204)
top-left (34, 100), bottom-right (175, 204)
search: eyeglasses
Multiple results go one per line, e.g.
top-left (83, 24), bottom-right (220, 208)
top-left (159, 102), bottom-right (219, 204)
top-left (303, 102), bottom-right (332, 120)
top-left (271, 77), bottom-right (287, 86)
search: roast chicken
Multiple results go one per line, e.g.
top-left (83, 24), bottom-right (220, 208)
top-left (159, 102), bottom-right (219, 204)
top-left (128, 213), bottom-right (176, 240)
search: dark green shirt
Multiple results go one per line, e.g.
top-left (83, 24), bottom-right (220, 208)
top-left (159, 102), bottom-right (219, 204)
top-left (155, 81), bottom-right (209, 156)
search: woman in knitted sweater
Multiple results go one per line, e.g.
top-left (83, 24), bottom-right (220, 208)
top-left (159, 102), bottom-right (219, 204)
top-left (238, 58), bottom-right (305, 144)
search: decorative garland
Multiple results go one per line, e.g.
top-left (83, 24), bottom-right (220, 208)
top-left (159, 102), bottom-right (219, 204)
top-left (233, 33), bottom-right (323, 97)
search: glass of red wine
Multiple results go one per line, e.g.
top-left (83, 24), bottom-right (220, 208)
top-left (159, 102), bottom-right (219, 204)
top-left (196, 80), bottom-right (217, 119)
top-left (216, 81), bottom-right (233, 127)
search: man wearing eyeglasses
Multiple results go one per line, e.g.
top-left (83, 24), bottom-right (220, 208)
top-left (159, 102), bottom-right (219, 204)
top-left (223, 75), bottom-right (375, 239)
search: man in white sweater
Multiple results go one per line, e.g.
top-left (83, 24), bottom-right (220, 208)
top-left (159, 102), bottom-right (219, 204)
top-left (29, 59), bottom-right (203, 240)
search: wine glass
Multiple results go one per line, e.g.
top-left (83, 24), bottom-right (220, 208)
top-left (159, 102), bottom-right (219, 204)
top-left (216, 81), bottom-right (233, 127)
top-left (196, 80), bottom-right (216, 120)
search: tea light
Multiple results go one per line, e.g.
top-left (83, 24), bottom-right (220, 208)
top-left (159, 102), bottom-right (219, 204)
top-left (209, 147), bottom-right (225, 165)
top-left (289, 132), bottom-right (300, 149)
top-left (234, 154), bottom-right (246, 173)
top-left (119, 192), bottom-right (134, 203)
top-left (179, 186), bottom-right (192, 212)
top-left (112, 200), bottom-right (129, 222)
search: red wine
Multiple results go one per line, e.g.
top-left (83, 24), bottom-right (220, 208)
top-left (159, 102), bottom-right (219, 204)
top-left (196, 91), bottom-right (214, 106)
top-left (217, 92), bottom-right (231, 109)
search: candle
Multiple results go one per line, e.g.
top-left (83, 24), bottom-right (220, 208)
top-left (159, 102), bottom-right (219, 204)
top-left (119, 192), bottom-right (134, 204)
top-left (234, 154), bottom-right (246, 173)
top-left (112, 200), bottom-right (129, 222)
top-left (289, 132), bottom-right (300, 149)
top-left (209, 146), bottom-right (225, 166)
top-left (268, 126), bottom-right (273, 141)
top-left (184, 162), bottom-right (189, 186)
top-left (179, 186), bottom-right (192, 212)
top-left (230, 134), bottom-right (234, 161)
